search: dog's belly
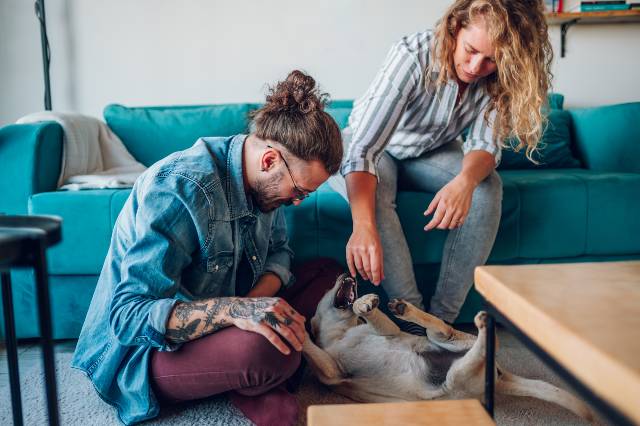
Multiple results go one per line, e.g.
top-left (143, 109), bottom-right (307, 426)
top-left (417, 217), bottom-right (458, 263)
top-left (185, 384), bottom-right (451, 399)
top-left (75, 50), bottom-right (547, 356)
top-left (326, 326), bottom-right (441, 400)
top-left (420, 349), bottom-right (467, 386)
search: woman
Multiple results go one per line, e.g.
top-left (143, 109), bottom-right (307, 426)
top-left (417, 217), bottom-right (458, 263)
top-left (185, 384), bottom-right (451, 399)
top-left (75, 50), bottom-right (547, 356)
top-left (330, 0), bottom-right (552, 333)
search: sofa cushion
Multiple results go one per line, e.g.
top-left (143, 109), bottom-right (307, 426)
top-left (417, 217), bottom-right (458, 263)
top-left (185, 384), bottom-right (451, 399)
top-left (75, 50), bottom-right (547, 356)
top-left (104, 103), bottom-right (258, 167)
top-left (570, 102), bottom-right (640, 174)
top-left (500, 169), bottom-right (640, 258)
top-left (547, 92), bottom-right (564, 110)
top-left (499, 110), bottom-right (582, 170)
top-left (292, 169), bottom-right (640, 267)
top-left (325, 100), bottom-right (354, 129)
top-left (29, 189), bottom-right (132, 274)
top-left (104, 100), bottom-right (354, 167)
top-left (568, 170), bottom-right (640, 255)
top-left (29, 169), bottom-right (640, 276)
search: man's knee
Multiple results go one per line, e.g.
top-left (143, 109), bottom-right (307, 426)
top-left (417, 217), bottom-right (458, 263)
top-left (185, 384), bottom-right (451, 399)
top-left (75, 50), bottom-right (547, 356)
top-left (234, 330), bottom-right (301, 388)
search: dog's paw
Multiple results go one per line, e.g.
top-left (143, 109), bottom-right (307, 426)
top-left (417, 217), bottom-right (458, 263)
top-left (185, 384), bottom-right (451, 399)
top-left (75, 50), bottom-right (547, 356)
top-left (388, 299), bottom-right (408, 317)
top-left (353, 294), bottom-right (379, 315)
top-left (474, 311), bottom-right (488, 329)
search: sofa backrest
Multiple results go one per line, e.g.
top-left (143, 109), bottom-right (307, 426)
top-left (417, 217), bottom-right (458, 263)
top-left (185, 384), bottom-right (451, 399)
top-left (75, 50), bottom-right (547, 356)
top-left (104, 95), bottom-right (638, 172)
top-left (570, 102), bottom-right (640, 174)
top-left (104, 103), bottom-right (259, 167)
top-left (104, 101), bottom-right (354, 167)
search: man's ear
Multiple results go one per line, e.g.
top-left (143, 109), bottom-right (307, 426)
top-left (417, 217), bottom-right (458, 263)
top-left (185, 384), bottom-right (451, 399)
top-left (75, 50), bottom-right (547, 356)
top-left (260, 148), bottom-right (279, 172)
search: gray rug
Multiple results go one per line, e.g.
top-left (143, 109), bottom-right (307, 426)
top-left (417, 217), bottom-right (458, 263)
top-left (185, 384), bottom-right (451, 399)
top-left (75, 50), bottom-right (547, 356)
top-left (0, 331), bottom-right (601, 425)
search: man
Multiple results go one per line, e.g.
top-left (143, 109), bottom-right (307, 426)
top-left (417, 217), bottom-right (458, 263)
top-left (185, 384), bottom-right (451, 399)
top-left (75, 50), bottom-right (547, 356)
top-left (72, 70), bottom-right (343, 426)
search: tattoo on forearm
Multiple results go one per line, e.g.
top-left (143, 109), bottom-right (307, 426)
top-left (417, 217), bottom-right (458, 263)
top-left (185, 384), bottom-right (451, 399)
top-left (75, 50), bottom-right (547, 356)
top-left (200, 300), bottom-right (227, 337)
top-left (165, 318), bottom-right (201, 342)
top-left (228, 299), bottom-right (273, 320)
top-left (166, 299), bottom-right (238, 343)
top-left (174, 302), bottom-right (208, 322)
top-left (165, 297), bottom-right (289, 344)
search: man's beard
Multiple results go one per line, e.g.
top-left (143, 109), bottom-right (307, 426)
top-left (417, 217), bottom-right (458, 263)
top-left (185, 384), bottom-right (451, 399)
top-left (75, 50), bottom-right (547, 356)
top-left (250, 170), bottom-right (293, 213)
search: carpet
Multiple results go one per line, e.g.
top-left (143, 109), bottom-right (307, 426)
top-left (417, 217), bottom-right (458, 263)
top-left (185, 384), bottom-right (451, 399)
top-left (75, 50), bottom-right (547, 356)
top-left (0, 331), bottom-right (599, 425)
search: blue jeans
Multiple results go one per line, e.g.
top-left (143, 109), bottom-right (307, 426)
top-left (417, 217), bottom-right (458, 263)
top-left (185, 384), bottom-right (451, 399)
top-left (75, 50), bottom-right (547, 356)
top-left (329, 141), bottom-right (502, 323)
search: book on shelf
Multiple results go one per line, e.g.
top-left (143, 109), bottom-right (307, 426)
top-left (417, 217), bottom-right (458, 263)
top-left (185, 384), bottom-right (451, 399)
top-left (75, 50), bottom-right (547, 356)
top-left (581, 1), bottom-right (626, 4)
top-left (580, 2), bottom-right (632, 11)
top-left (544, 0), bottom-right (564, 13)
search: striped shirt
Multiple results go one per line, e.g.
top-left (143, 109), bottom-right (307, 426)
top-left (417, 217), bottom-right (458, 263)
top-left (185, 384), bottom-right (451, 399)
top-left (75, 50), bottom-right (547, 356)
top-left (342, 30), bottom-right (501, 178)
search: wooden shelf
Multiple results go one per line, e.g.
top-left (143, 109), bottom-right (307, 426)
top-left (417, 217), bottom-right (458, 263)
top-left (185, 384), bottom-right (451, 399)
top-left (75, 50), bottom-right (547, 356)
top-left (546, 10), bottom-right (640, 25)
top-left (545, 10), bottom-right (640, 57)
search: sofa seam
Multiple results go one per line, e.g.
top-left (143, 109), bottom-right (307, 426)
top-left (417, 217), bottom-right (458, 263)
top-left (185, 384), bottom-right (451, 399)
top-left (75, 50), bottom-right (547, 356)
top-left (513, 179), bottom-right (522, 259)
top-left (565, 171), bottom-right (590, 256)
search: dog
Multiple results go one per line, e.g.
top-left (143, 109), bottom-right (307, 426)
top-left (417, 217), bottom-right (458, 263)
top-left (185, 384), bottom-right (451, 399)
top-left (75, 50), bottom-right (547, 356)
top-left (302, 273), bottom-right (594, 422)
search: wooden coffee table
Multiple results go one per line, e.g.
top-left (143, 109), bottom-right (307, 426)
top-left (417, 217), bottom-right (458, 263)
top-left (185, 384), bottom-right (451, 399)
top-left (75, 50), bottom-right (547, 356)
top-left (475, 261), bottom-right (640, 425)
top-left (308, 399), bottom-right (495, 426)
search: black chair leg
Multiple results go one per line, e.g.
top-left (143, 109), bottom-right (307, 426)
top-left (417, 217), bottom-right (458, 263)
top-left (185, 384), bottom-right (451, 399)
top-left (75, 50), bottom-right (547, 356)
top-left (2, 271), bottom-right (23, 426)
top-left (484, 312), bottom-right (496, 418)
top-left (33, 241), bottom-right (59, 426)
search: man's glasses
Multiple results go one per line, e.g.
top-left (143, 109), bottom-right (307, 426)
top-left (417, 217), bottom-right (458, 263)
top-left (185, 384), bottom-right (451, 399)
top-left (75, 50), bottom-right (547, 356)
top-left (266, 145), bottom-right (310, 201)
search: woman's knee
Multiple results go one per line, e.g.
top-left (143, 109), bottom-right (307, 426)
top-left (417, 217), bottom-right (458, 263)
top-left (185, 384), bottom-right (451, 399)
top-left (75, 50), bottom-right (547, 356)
top-left (375, 153), bottom-right (399, 207)
top-left (474, 171), bottom-right (503, 206)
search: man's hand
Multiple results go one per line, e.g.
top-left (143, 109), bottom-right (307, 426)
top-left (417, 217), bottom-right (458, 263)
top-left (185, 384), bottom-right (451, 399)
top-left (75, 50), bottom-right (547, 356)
top-left (166, 296), bottom-right (306, 355)
top-left (230, 297), bottom-right (306, 355)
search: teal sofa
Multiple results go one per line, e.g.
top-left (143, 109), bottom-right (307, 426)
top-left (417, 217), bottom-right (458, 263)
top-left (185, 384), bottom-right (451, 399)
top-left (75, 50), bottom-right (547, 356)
top-left (1, 98), bottom-right (639, 339)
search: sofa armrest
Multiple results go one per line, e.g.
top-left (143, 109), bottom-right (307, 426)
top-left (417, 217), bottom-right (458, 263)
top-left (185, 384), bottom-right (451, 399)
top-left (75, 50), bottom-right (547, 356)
top-left (569, 102), bottom-right (640, 174)
top-left (0, 122), bottom-right (63, 214)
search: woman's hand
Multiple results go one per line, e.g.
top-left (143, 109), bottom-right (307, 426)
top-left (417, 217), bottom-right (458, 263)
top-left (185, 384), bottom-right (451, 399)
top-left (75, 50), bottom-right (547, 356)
top-left (346, 222), bottom-right (384, 285)
top-left (230, 297), bottom-right (306, 355)
top-left (424, 174), bottom-right (475, 230)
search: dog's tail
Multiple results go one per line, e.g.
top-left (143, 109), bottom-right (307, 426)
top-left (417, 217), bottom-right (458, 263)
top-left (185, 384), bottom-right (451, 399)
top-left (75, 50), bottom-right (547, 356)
top-left (496, 369), bottom-right (595, 423)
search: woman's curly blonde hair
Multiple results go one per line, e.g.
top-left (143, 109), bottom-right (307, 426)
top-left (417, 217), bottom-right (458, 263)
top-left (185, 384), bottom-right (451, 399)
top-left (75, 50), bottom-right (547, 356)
top-left (430, 0), bottom-right (553, 160)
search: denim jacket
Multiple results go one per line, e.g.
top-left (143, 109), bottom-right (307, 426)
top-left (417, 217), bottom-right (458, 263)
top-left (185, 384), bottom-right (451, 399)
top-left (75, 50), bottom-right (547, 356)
top-left (71, 135), bottom-right (294, 425)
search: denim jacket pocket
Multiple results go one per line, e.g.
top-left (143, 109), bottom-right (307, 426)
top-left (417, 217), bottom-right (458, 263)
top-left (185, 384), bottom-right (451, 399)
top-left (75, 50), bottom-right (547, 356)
top-left (207, 251), bottom-right (234, 274)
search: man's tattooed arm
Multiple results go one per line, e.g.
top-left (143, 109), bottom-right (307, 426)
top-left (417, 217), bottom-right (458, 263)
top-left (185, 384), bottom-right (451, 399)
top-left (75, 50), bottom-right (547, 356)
top-left (164, 296), bottom-right (307, 353)
top-left (165, 298), bottom-right (235, 343)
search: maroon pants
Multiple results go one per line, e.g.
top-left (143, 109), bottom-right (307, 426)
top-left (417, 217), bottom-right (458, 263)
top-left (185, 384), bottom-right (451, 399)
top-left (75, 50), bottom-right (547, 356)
top-left (150, 258), bottom-right (343, 403)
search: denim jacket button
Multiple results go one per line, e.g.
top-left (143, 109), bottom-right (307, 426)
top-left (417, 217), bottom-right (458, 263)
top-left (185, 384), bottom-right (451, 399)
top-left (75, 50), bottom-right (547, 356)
top-left (213, 264), bottom-right (219, 272)
top-left (251, 256), bottom-right (257, 261)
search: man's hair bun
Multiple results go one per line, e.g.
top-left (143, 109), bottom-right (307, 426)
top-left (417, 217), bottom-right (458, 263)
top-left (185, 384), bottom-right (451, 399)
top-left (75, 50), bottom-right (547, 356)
top-left (264, 70), bottom-right (328, 114)
top-left (251, 70), bottom-right (343, 175)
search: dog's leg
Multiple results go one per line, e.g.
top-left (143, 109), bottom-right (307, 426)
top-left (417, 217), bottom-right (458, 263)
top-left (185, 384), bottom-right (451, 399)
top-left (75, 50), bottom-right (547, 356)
top-left (440, 311), bottom-right (493, 397)
top-left (388, 299), bottom-right (476, 351)
top-left (496, 371), bottom-right (595, 422)
top-left (302, 332), bottom-right (346, 386)
top-left (352, 294), bottom-right (401, 336)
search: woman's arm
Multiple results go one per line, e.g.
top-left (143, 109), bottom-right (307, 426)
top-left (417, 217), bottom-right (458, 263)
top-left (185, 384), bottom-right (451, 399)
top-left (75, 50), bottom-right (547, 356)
top-left (345, 172), bottom-right (384, 284)
top-left (341, 37), bottom-right (422, 178)
top-left (343, 36), bottom-right (423, 285)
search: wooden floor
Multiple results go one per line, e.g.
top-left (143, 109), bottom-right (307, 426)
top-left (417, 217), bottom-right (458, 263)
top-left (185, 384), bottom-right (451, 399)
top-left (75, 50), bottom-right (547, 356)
top-left (0, 339), bottom-right (77, 389)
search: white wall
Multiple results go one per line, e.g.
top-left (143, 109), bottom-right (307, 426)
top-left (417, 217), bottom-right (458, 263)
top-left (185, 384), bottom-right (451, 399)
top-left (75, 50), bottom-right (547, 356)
top-left (1, 0), bottom-right (639, 126)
